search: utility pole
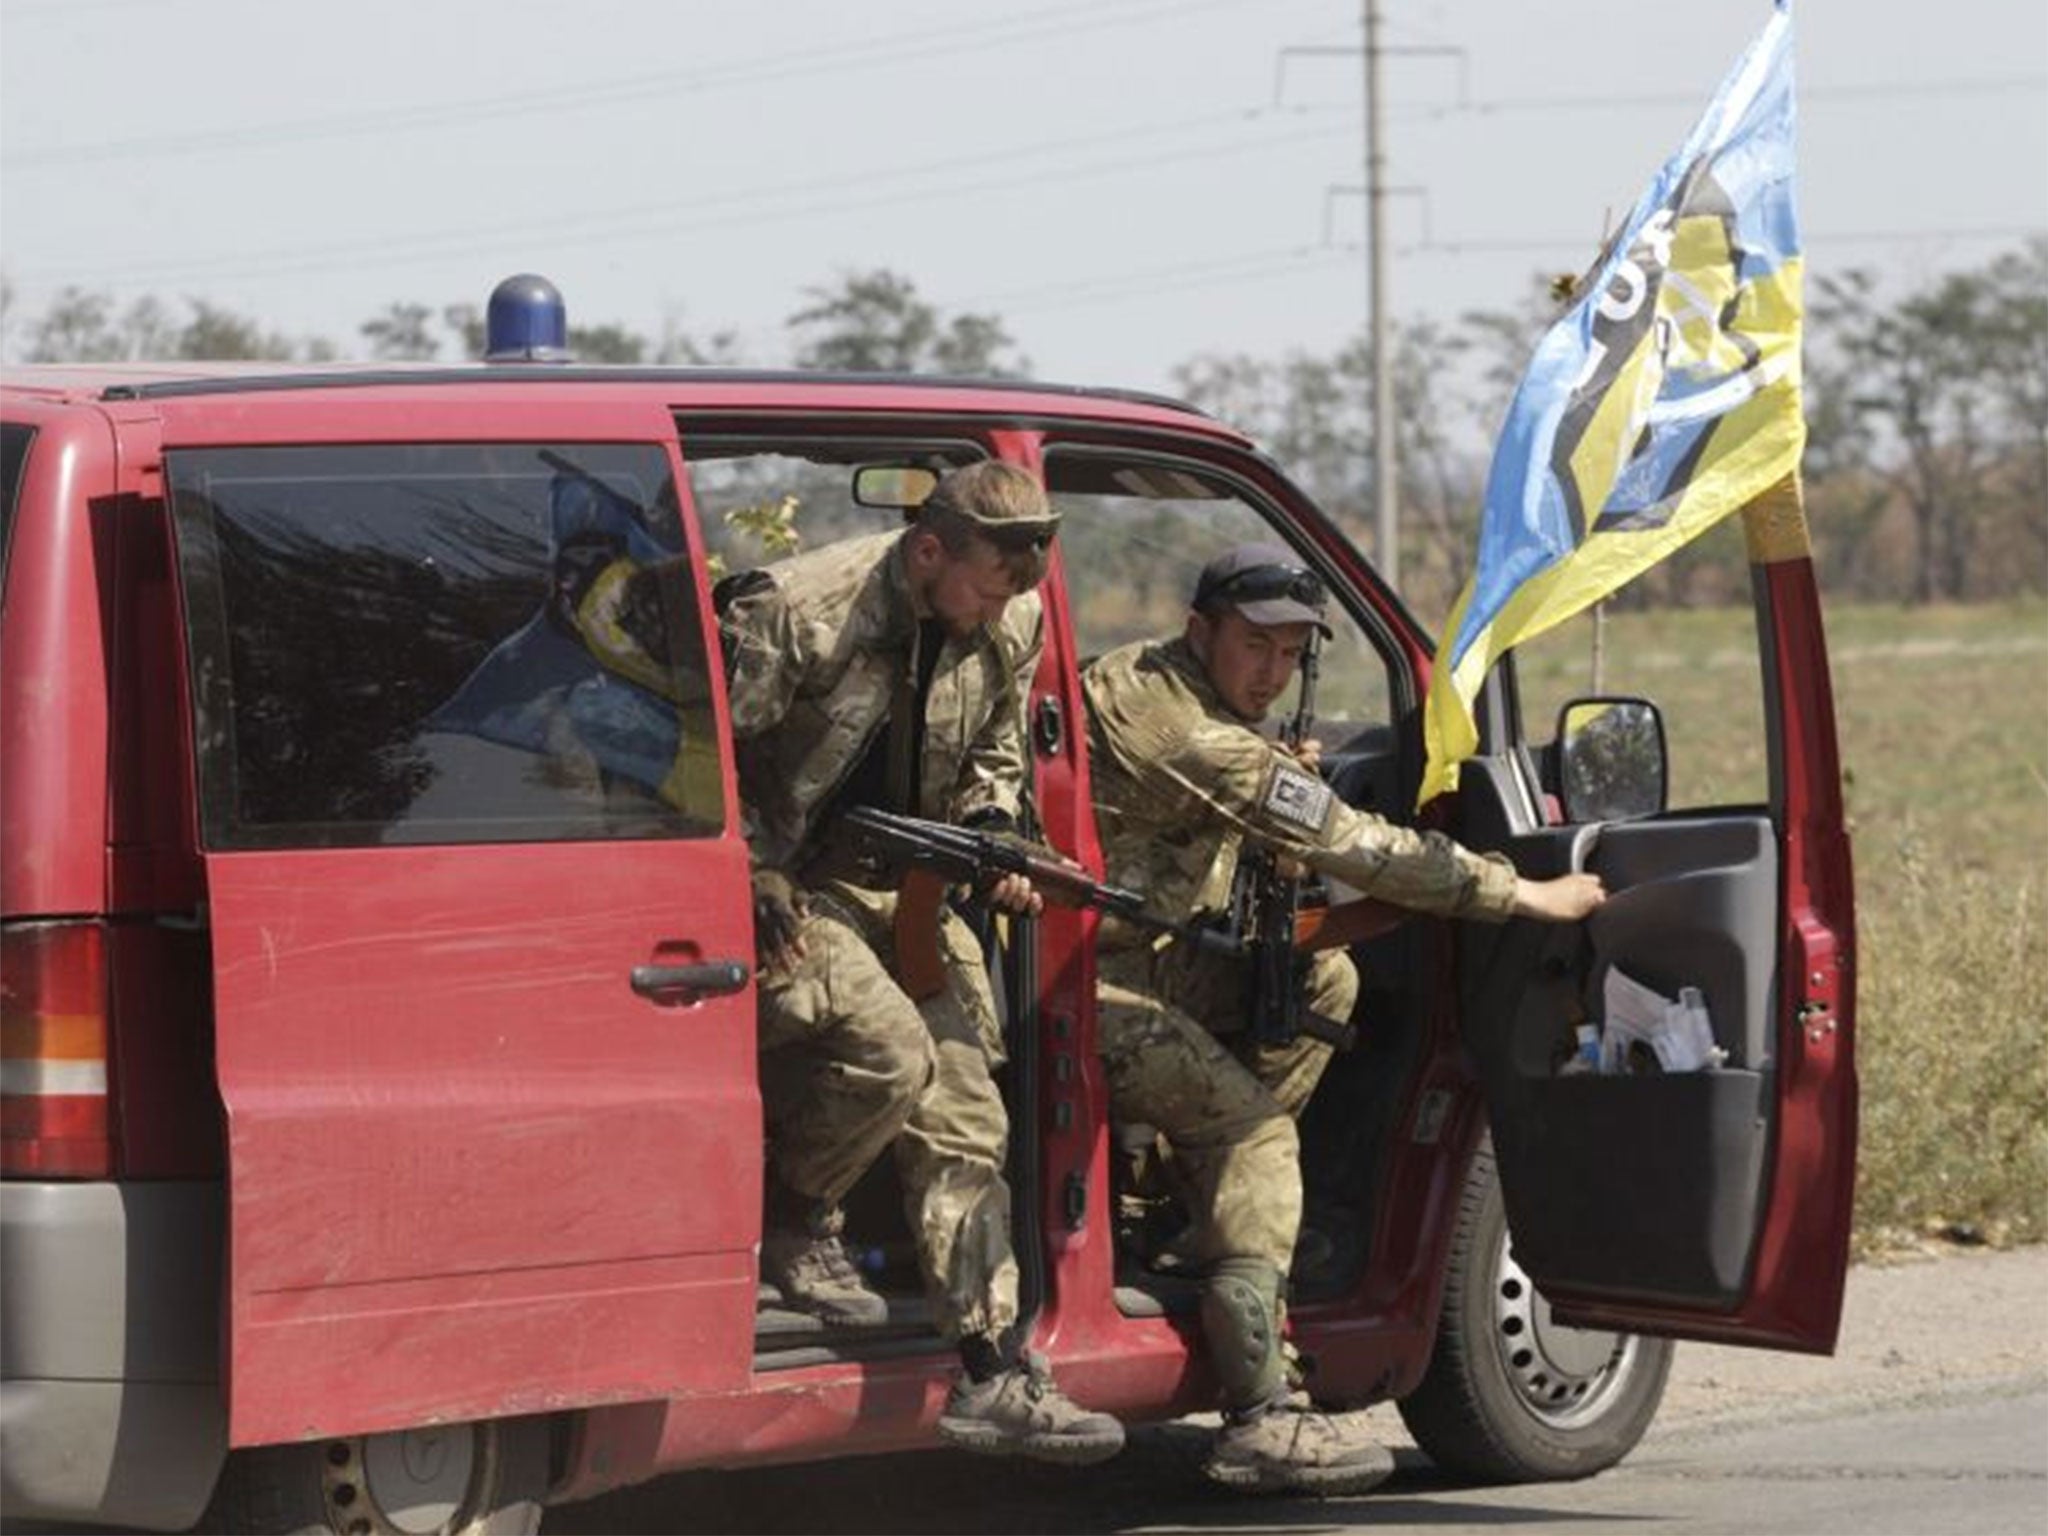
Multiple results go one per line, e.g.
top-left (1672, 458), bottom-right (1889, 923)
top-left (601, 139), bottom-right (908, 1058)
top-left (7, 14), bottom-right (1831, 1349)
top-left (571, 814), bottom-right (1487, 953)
top-left (1364, 0), bottom-right (1397, 589)
top-left (1275, 14), bottom-right (1461, 589)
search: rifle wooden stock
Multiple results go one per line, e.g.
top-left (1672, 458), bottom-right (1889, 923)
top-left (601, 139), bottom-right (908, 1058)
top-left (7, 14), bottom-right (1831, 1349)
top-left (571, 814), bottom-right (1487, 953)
top-left (847, 806), bottom-right (1207, 1000)
top-left (892, 868), bottom-right (951, 1002)
top-left (891, 859), bottom-right (1115, 1002)
top-left (1293, 897), bottom-right (1408, 953)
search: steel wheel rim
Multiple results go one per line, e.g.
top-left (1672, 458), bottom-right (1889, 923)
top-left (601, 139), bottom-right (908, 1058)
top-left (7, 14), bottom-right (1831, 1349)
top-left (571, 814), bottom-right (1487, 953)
top-left (1493, 1238), bottom-right (1639, 1429)
top-left (322, 1424), bottom-right (490, 1535)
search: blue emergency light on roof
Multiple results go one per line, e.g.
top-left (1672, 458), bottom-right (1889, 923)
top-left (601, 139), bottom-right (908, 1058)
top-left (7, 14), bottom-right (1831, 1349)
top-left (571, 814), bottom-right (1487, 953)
top-left (485, 273), bottom-right (573, 363)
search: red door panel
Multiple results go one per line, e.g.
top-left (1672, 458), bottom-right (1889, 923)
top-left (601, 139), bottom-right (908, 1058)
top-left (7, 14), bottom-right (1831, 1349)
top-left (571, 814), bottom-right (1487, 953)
top-left (1456, 526), bottom-right (1855, 1353)
top-left (162, 435), bottom-right (764, 1444)
top-left (211, 841), bottom-right (758, 1443)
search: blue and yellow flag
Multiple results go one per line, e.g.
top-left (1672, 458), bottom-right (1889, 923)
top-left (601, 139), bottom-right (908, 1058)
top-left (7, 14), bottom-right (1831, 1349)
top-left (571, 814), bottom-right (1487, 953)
top-left (1419, 0), bottom-right (1805, 805)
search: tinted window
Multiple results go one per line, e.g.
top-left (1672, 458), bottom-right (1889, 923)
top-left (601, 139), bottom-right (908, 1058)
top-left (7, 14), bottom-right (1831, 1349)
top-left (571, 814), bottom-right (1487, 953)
top-left (0, 422), bottom-right (33, 596)
top-left (170, 443), bottom-right (723, 849)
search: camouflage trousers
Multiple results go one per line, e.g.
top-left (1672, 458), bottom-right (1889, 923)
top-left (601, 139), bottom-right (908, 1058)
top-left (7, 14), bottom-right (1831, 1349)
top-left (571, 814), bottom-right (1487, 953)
top-left (1097, 943), bottom-right (1359, 1273)
top-left (755, 879), bottom-right (1019, 1343)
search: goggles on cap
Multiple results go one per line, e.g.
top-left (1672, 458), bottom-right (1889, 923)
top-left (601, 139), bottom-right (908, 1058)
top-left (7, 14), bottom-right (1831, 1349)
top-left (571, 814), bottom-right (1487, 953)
top-left (1200, 562), bottom-right (1327, 612)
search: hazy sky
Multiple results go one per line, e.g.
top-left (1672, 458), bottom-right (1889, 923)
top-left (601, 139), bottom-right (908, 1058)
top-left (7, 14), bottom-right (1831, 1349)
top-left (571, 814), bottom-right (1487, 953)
top-left (2, 0), bottom-right (2043, 390)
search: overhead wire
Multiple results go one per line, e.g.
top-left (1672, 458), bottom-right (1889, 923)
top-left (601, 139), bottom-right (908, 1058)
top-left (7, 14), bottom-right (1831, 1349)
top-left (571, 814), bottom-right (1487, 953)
top-left (1, 0), bottom-right (1271, 169)
top-left (21, 67), bottom-right (2043, 290)
top-left (951, 224), bottom-right (2045, 321)
top-left (21, 112), bottom-right (1356, 286)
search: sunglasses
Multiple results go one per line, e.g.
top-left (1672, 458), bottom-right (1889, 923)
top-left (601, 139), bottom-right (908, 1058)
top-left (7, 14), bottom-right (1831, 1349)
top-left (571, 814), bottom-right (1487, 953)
top-left (983, 523), bottom-right (1059, 555)
top-left (1200, 563), bottom-right (1326, 610)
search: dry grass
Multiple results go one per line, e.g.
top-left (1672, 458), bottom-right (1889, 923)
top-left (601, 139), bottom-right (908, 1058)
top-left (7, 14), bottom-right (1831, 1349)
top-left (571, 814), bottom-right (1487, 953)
top-left (1854, 859), bottom-right (2048, 1252)
top-left (1513, 594), bottom-right (2048, 1254)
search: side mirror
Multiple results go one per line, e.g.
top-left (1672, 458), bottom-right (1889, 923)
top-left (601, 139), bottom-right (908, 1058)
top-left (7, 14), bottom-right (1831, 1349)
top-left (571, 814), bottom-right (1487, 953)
top-left (1555, 696), bottom-right (1667, 823)
top-left (851, 464), bottom-right (938, 511)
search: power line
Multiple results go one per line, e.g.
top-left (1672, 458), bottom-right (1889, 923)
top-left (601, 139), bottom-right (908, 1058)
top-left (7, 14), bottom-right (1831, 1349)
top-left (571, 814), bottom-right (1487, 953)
top-left (1406, 74), bottom-right (2048, 120)
top-left (26, 66), bottom-right (2041, 291)
top-left (952, 225), bottom-right (2044, 320)
top-left (18, 114), bottom-right (1356, 287)
top-left (0, 0), bottom-right (1268, 169)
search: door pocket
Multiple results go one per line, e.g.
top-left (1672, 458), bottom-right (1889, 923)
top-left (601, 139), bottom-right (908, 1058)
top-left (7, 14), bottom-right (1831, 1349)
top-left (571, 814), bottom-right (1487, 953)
top-left (1492, 1070), bottom-right (1769, 1309)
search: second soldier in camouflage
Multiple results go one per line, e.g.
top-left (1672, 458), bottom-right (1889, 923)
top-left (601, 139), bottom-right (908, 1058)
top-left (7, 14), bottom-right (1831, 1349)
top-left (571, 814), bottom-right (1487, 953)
top-left (1082, 542), bottom-right (1607, 1493)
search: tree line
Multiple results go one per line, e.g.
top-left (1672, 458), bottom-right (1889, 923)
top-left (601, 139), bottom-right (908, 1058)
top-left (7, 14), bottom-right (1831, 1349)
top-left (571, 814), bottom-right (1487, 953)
top-left (4, 242), bottom-right (2041, 619)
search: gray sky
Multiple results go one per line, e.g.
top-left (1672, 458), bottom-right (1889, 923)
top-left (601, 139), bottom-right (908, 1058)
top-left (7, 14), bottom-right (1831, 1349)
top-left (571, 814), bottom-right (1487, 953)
top-left (1, 0), bottom-right (2043, 390)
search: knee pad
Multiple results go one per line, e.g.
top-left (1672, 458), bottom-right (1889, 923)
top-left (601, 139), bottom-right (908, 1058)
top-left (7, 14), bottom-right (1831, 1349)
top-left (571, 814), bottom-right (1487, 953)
top-left (1201, 1256), bottom-right (1286, 1409)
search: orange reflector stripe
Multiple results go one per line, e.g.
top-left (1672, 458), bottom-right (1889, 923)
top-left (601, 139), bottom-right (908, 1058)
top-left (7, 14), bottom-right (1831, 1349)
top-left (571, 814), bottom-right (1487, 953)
top-left (0, 1010), bottom-right (107, 1061)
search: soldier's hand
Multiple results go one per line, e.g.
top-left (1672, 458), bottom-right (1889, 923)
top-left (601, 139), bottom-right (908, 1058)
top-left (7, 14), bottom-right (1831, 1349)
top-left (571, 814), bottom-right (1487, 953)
top-left (1511, 871), bottom-right (1608, 923)
top-left (1287, 736), bottom-right (1325, 774)
top-left (752, 868), bottom-right (810, 971)
top-left (984, 871), bottom-right (1045, 916)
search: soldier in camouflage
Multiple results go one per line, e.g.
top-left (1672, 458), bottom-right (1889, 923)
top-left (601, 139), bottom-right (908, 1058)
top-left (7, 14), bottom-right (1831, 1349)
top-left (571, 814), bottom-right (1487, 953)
top-left (1082, 542), bottom-right (1607, 1493)
top-left (720, 460), bottom-right (1123, 1465)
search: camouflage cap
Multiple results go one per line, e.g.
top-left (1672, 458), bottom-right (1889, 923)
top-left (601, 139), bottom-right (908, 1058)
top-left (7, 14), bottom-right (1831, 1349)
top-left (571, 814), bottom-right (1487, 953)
top-left (1193, 542), bottom-right (1331, 634)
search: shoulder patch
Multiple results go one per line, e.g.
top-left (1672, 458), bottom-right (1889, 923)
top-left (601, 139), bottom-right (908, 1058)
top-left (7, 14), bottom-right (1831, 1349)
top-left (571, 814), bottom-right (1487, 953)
top-left (1263, 762), bottom-right (1333, 834)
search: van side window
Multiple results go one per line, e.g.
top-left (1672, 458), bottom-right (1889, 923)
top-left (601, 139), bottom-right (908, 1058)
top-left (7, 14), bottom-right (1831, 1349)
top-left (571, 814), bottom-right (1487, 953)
top-left (680, 434), bottom-right (981, 578)
top-left (0, 423), bottom-right (32, 594)
top-left (169, 443), bottom-right (723, 849)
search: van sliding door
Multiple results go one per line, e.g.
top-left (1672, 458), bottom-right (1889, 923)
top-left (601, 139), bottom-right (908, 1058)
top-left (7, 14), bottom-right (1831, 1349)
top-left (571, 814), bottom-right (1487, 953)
top-left (167, 435), bottom-right (760, 1445)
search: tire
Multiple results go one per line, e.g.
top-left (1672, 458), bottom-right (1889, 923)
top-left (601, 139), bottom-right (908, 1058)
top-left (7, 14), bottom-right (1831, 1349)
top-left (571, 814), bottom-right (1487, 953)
top-left (198, 1416), bottom-right (550, 1536)
top-left (1398, 1139), bottom-right (1673, 1482)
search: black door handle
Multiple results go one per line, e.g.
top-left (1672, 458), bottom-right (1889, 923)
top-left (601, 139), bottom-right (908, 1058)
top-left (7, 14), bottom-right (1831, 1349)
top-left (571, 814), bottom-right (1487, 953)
top-left (630, 959), bottom-right (751, 1004)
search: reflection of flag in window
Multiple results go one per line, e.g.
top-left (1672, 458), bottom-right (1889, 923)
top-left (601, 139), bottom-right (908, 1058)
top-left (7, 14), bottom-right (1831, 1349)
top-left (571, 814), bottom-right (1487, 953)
top-left (431, 465), bottom-right (719, 812)
top-left (1419, 0), bottom-right (1805, 806)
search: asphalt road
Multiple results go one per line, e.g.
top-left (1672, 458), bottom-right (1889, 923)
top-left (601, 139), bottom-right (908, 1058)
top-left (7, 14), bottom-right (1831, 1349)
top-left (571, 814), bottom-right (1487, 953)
top-left (545, 1385), bottom-right (2047, 1536)
top-left (549, 1245), bottom-right (2048, 1536)
top-left (8, 1249), bottom-right (2042, 1534)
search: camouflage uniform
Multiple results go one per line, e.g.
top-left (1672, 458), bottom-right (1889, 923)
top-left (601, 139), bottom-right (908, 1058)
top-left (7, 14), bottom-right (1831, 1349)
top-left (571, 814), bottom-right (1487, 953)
top-left (1083, 635), bottom-right (1519, 1273)
top-left (722, 529), bottom-right (1041, 1343)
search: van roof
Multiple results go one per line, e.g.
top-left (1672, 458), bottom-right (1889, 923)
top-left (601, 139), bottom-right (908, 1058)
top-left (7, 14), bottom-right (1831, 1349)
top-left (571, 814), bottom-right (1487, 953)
top-left (0, 361), bottom-right (1211, 421)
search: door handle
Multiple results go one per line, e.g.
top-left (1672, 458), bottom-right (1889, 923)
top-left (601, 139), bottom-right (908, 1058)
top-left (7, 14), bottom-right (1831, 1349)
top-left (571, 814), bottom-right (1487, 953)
top-left (630, 959), bottom-right (751, 1004)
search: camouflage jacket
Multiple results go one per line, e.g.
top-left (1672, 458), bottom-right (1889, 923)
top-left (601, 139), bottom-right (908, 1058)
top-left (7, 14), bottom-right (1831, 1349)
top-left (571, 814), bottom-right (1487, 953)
top-left (1082, 637), bottom-right (1518, 948)
top-left (720, 530), bottom-right (1043, 871)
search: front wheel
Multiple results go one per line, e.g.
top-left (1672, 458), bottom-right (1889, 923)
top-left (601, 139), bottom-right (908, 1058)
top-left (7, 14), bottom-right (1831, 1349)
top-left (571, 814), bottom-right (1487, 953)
top-left (1399, 1140), bottom-right (1673, 1482)
top-left (200, 1415), bottom-right (550, 1535)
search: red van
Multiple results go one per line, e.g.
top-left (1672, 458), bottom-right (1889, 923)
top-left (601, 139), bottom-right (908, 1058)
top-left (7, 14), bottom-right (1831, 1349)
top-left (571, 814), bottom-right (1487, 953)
top-left (0, 301), bottom-right (1856, 1533)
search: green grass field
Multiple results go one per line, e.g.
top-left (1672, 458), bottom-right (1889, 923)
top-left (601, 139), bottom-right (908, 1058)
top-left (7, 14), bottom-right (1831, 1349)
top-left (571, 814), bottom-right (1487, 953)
top-left (1514, 595), bottom-right (2048, 1254)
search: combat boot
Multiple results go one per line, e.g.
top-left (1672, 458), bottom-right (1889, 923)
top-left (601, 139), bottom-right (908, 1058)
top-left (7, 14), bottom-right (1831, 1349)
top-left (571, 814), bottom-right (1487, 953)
top-left (759, 1202), bottom-right (888, 1328)
top-left (1203, 1395), bottom-right (1394, 1495)
top-left (936, 1351), bottom-right (1126, 1464)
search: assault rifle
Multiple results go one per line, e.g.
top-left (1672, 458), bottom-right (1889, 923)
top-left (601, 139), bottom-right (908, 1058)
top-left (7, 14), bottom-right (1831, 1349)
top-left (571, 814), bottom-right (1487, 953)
top-left (1233, 629), bottom-right (1361, 1052)
top-left (840, 806), bottom-right (1238, 1003)
top-left (844, 807), bottom-right (1360, 1048)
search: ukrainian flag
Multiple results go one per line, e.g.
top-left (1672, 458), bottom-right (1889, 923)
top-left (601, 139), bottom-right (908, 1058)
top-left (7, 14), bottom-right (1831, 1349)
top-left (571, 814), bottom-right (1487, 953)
top-left (1419, 0), bottom-right (1806, 805)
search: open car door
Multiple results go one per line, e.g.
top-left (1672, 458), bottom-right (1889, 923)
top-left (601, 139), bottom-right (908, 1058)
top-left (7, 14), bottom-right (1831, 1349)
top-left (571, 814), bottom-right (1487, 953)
top-left (1452, 491), bottom-right (1856, 1353)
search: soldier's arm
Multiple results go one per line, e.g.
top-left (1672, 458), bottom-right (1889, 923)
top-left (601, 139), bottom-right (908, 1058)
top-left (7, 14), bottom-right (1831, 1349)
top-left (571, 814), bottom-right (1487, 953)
top-left (716, 571), bottom-right (807, 743)
top-left (948, 594), bottom-right (1045, 827)
top-left (1144, 716), bottom-right (1520, 923)
top-left (1306, 800), bottom-right (1519, 921)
